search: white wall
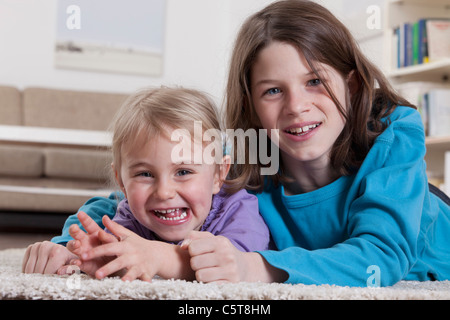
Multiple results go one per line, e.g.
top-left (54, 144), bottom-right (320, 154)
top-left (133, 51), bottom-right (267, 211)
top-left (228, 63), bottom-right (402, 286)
top-left (0, 0), bottom-right (271, 102)
top-left (0, 0), bottom-right (384, 102)
top-left (319, 0), bottom-right (385, 69)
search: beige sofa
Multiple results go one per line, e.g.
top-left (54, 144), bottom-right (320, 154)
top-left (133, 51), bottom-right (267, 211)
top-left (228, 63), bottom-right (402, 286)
top-left (0, 85), bottom-right (128, 213)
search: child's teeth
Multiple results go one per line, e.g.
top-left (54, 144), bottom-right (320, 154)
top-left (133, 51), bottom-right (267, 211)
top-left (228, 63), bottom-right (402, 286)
top-left (155, 209), bottom-right (175, 214)
top-left (158, 211), bottom-right (187, 221)
top-left (288, 123), bottom-right (320, 135)
top-left (154, 208), bottom-right (187, 221)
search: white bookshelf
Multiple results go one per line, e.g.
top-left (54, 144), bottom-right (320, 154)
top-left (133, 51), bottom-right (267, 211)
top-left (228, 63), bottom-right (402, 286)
top-left (383, 0), bottom-right (450, 189)
top-left (388, 58), bottom-right (450, 82)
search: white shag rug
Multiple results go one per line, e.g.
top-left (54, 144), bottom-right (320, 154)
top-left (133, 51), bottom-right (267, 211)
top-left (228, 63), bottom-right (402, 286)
top-left (1, 248), bottom-right (450, 300)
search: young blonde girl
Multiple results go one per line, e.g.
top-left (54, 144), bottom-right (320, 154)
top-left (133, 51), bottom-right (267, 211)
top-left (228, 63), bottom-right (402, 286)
top-left (22, 87), bottom-right (271, 281)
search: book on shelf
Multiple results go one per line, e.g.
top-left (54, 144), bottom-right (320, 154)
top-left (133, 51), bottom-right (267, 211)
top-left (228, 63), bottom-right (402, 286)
top-left (393, 18), bottom-right (450, 69)
top-left (422, 89), bottom-right (450, 137)
top-left (428, 20), bottom-right (450, 63)
top-left (396, 83), bottom-right (450, 137)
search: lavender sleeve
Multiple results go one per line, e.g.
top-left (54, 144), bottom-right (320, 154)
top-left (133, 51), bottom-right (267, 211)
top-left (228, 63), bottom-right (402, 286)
top-left (106, 200), bottom-right (157, 240)
top-left (201, 189), bottom-right (272, 252)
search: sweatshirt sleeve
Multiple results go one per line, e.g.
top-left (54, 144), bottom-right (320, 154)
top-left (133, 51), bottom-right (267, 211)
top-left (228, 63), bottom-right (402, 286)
top-left (259, 108), bottom-right (428, 287)
top-left (207, 189), bottom-right (273, 252)
top-left (51, 192), bottom-right (124, 245)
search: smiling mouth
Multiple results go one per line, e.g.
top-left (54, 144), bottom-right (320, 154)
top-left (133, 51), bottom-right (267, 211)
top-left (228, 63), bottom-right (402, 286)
top-left (285, 123), bottom-right (321, 136)
top-left (153, 208), bottom-right (188, 221)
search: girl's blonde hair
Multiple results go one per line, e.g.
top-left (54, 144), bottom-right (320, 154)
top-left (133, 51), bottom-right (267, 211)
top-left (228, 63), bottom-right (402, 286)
top-left (225, 0), bottom-right (414, 192)
top-left (110, 86), bottom-right (222, 184)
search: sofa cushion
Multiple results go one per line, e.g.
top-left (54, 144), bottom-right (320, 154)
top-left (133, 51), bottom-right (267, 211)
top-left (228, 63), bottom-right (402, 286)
top-left (0, 86), bottom-right (22, 125)
top-left (0, 177), bottom-right (114, 213)
top-left (44, 147), bottom-right (112, 182)
top-left (23, 87), bottom-right (128, 130)
top-left (0, 145), bottom-right (44, 177)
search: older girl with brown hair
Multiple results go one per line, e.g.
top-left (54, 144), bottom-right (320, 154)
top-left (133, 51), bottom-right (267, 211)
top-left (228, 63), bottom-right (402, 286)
top-left (215, 0), bottom-right (450, 286)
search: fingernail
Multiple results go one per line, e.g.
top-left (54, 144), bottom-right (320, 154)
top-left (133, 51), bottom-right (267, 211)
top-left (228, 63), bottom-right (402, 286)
top-left (180, 238), bottom-right (191, 248)
top-left (82, 253), bottom-right (88, 260)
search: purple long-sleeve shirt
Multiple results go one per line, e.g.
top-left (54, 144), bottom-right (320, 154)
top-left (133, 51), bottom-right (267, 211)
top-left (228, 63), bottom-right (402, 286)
top-left (107, 188), bottom-right (272, 252)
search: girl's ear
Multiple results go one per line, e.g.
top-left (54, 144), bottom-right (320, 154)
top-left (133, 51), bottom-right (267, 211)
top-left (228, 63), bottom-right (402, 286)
top-left (220, 155), bottom-right (231, 181)
top-left (347, 70), bottom-right (360, 96)
top-left (111, 163), bottom-right (127, 198)
top-left (212, 155), bottom-right (231, 195)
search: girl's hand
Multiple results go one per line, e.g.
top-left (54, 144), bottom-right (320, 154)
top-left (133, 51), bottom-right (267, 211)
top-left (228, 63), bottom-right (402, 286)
top-left (181, 231), bottom-right (247, 283)
top-left (80, 215), bottom-right (162, 282)
top-left (22, 241), bottom-right (77, 274)
top-left (65, 211), bottom-right (117, 277)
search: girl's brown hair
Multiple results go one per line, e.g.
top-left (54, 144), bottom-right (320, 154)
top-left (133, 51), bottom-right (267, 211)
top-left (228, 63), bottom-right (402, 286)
top-left (224, 0), bottom-right (414, 192)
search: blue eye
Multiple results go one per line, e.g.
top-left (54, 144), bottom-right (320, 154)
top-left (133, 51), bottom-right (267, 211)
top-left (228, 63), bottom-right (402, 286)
top-left (265, 88), bottom-right (281, 95)
top-left (307, 79), bottom-right (322, 86)
top-left (176, 170), bottom-right (192, 177)
top-left (137, 172), bottom-right (152, 178)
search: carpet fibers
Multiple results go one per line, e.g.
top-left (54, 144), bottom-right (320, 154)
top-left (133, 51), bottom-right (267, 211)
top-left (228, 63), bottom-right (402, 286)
top-left (1, 248), bottom-right (450, 300)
